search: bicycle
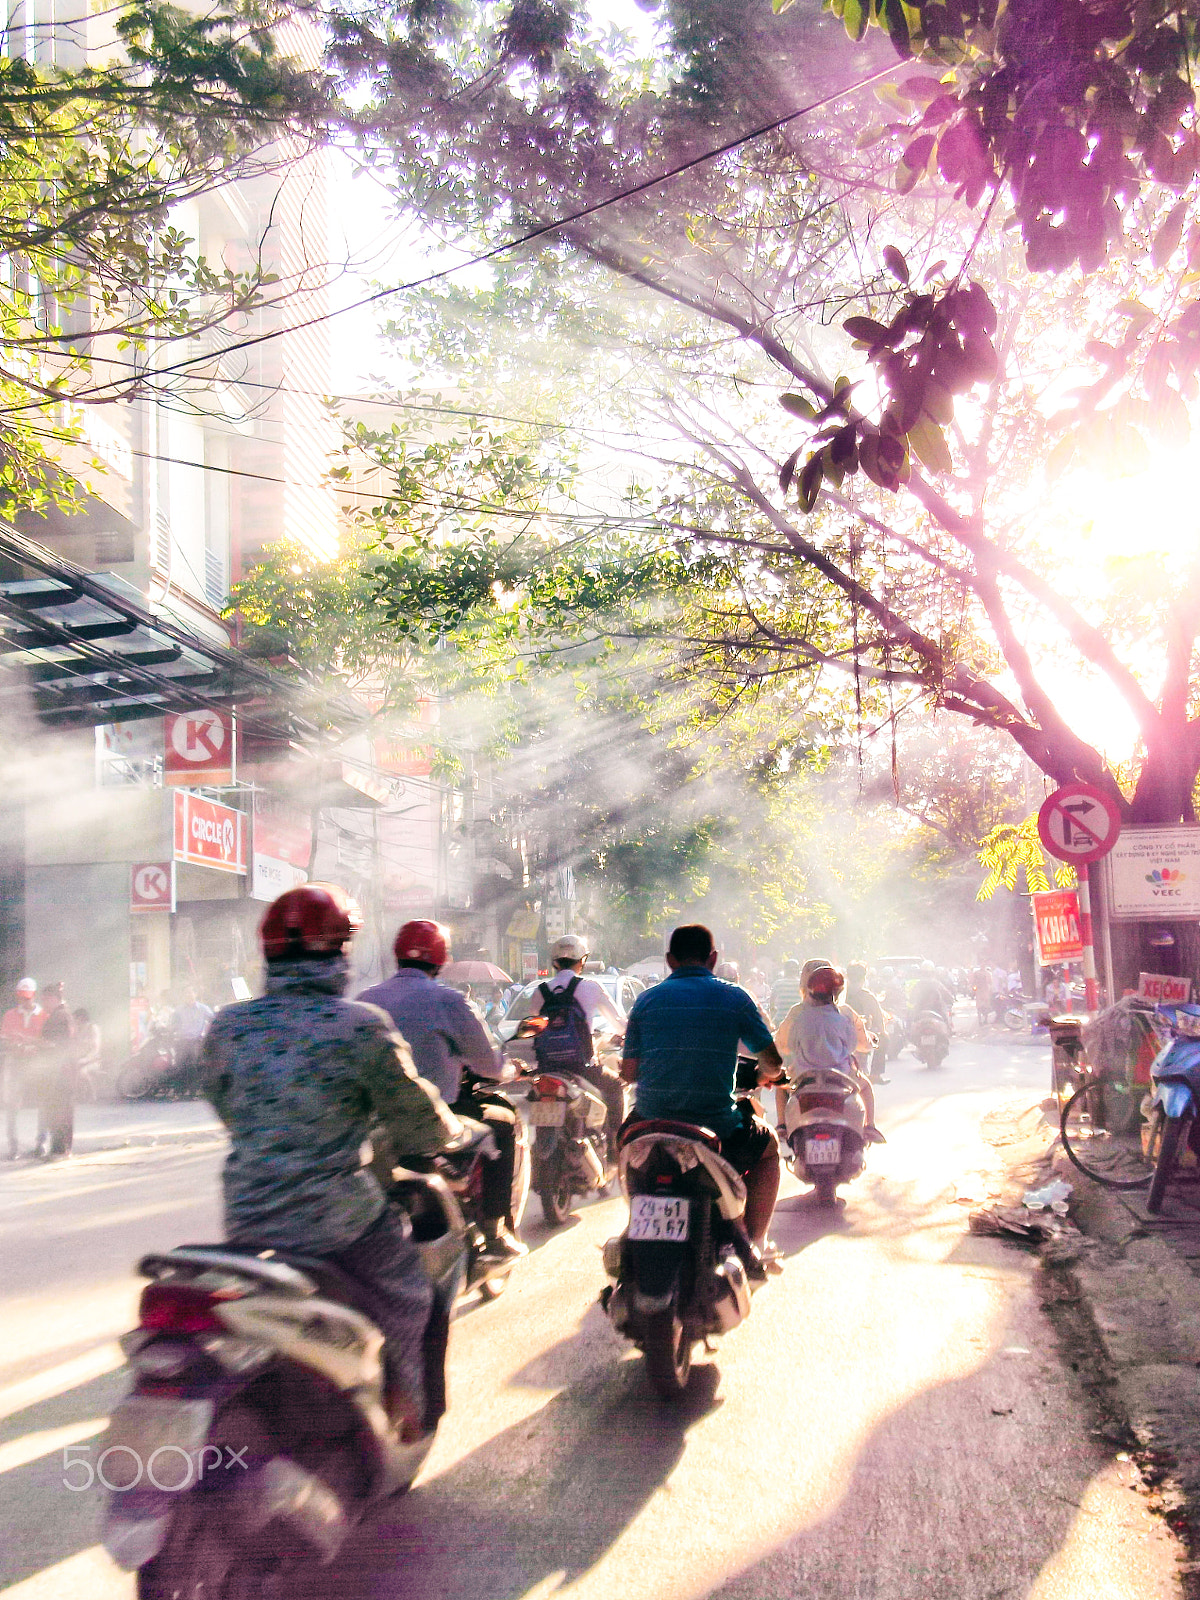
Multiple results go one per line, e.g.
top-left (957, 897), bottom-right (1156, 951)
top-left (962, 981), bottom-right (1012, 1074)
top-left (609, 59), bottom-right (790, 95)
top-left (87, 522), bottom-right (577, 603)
top-left (1059, 1068), bottom-right (1153, 1191)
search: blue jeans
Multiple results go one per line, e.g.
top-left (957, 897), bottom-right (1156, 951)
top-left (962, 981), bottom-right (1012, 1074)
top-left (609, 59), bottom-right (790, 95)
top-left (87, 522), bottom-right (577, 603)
top-left (327, 1204), bottom-right (433, 1421)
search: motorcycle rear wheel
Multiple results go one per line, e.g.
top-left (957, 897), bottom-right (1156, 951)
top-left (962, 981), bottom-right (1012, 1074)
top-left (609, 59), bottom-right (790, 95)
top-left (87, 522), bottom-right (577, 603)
top-left (642, 1311), bottom-right (693, 1399)
top-left (137, 1506), bottom-right (295, 1599)
top-left (538, 1169), bottom-right (573, 1227)
top-left (1148, 1114), bottom-right (1191, 1215)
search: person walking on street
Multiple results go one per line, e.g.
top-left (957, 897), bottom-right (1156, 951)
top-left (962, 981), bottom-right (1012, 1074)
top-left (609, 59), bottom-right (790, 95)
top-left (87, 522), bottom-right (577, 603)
top-left (359, 920), bottom-right (526, 1263)
top-left (844, 962), bottom-right (889, 1084)
top-left (172, 985), bottom-right (215, 1088)
top-left (35, 981), bottom-right (76, 1159)
top-left (769, 959), bottom-right (804, 1024)
top-left (1, 978), bottom-right (42, 1158)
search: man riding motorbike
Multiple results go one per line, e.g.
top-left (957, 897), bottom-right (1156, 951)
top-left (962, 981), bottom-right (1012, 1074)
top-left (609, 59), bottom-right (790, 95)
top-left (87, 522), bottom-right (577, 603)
top-left (524, 933), bottom-right (627, 1162)
top-left (619, 923), bottom-right (784, 1279)
top-left (910, 960), bottom-right (955, 1028)
top-left (359, 919), bottom-right (526, 1263)
top-left (844, 961), bottom-right (889, 1084)
top-left (196, 884), bottom-right (461, 1439)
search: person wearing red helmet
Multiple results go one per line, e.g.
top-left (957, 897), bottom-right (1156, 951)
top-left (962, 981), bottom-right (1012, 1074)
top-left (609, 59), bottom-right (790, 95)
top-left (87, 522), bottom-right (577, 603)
top-left (358, 921), bottom-right (526, 1263)
top-left (774, 961), bottom-right (885, 1144)
top-left (197, 884), bottom-right (461, 1436)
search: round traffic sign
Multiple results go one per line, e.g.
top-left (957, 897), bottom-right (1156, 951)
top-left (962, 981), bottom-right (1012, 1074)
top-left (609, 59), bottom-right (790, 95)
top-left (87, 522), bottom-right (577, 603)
top-left (133, 864), bottom-right (170, 901)
top-left (1037, 783), bottom-right (1122, 865)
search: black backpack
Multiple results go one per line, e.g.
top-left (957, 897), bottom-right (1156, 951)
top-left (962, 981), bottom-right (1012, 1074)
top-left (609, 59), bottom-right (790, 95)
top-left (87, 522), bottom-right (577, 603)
top-left (532, 976), bottom-right (594, 1073)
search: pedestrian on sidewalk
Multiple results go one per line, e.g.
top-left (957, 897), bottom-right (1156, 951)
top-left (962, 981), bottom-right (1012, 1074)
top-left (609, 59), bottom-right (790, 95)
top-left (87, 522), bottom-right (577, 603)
top-left (1, 978), bottom-right (43, 1158)
top-left (35, 981), bottom-right (76, 1159)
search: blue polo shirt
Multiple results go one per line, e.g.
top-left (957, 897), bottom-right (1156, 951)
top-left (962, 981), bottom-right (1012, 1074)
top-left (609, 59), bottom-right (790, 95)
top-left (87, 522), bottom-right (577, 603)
top-left (624, 966), bottom-right (774, 1138)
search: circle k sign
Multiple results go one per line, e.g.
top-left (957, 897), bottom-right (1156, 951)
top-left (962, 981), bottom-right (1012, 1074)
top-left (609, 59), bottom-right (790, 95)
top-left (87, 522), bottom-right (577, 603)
top-left (1037, 783), bottom-right (1123, 866)
top-left (164, 711), bottom-right (234, 782)
top-left (131, 862), bottom-right (174, 912)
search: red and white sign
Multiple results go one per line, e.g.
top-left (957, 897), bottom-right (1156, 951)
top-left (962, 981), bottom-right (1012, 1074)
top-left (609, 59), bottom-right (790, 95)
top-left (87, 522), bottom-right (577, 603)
top-left (130, 861), bottom-right (175, 913)
top-left (173, 791), bottom-right (246, 874)
top-left (1037, 783), bottom-right (1122, 865)
top-left (1137, 972), bottom-right (1193, 1005)
top-left (250, 794), bottom-right (311, 903)
top-left (164, 710), bottom-right (234, 786)
top-left (1032, 889), bottom-right (1084, 964)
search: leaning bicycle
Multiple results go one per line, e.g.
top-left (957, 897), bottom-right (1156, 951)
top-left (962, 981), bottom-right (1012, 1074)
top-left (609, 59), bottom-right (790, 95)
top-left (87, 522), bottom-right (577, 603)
top-left (1059, 1070), bottom-right (1153, 1192)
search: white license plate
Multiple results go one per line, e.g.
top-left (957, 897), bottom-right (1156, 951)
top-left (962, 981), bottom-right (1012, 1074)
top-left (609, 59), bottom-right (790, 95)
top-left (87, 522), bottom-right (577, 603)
top-left (805, 1137), bottom-right (841, 1167)
top-left (627, 1194), bottom-right (690, 1242)
top-left (100, 1396), bottom-right (215, 1491)
top-left (528, 1100), bottom-right (566, 1127)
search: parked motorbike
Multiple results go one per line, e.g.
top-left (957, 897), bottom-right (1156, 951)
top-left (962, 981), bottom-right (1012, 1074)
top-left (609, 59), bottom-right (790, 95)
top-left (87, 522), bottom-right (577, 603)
top-left (100, 1160), bottom-right (473, 1596)
top-left (518, 1018), bottom-right (622, 1226)
top-left (116, 1024), bottom-right (183, 1101)
top-left (1146, 1005), bottom-right (1200, 1214)
top-left (911, 1009), bottom-right (951, 1068)
top-left (782, 1066), bottom-right (868, 1207)
top-left (600, 1118), bottom-right (752, 1398)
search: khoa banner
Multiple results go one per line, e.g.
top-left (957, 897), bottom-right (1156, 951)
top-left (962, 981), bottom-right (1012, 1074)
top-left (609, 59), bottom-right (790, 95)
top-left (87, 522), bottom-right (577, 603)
top-left (1032, 890), bottom-right (1084, 965)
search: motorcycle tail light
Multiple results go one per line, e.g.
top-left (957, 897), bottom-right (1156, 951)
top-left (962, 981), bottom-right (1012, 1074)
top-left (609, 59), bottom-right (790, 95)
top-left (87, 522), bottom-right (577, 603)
top-left (138, 1283), bottom-right (244, 1334)
top-left (797, 1093), bottom-right (845, 1112)
top-left (531, 1076), bottom-right (568, 1099)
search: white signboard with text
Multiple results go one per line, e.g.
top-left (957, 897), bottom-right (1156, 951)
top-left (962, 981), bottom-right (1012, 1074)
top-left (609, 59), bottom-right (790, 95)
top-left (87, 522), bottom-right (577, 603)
top-left (1137, 972), bottom-right (1193, 1005)
top-left (1105, 826), bottom-right (1200, 919)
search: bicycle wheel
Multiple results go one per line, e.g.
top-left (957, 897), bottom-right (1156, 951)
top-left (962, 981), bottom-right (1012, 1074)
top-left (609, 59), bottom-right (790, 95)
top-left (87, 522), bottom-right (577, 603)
top-left (1060, 1080), bottom-right (1152, 1190)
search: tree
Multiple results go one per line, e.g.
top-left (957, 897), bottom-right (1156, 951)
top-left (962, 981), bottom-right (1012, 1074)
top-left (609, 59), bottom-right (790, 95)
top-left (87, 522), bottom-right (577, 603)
top-left (0, 1), bottom-right (331, 513)
top-left (323, 0), bottom-right (1200, 829)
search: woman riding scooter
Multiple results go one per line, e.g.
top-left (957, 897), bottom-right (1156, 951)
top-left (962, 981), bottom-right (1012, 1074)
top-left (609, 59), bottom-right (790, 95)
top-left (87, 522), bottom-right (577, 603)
top-left (774, 963), bottom-right (886, 1145)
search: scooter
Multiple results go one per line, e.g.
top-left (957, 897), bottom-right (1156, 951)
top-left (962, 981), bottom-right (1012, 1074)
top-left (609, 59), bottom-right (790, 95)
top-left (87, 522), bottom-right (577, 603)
top-left (442, 1071), bottom-right (531, 1302)
top-left (911, 1009), bottom-right (951, 1067)
top-left (600, 1117), bottom-right (752, 1398)
top-left (518, 1019), bottom-right (622, 1226)
top-left (100, 1155), bottom-right (474, 1596)
top-left (1146, 1004), bottom-right (1200, 1214)
top-left (782, 1066), bottom-right (869, 1207)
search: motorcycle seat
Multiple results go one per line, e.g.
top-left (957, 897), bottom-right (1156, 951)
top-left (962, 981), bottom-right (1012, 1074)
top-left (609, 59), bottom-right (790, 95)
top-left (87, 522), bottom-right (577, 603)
top-left (618, 1118), bottom-right (722, 1153)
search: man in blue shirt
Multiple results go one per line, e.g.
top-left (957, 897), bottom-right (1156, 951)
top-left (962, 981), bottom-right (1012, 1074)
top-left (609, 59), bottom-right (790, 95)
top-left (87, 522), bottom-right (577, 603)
top-left (620, 924), bottom-right (784, 1271)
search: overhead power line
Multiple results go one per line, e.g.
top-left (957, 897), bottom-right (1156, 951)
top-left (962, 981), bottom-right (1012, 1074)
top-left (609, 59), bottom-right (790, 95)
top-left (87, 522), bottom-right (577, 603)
top-left (51, 61), bottom-right (899, 404)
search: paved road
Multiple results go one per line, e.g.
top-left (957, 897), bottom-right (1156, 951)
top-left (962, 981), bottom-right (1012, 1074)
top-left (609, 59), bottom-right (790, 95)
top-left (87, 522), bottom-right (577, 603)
top-left (0, 1031), bottom-right (1182, 1598)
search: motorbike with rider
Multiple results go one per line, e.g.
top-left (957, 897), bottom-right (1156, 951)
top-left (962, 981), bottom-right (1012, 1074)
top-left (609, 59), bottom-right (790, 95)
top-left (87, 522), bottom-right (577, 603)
top-left (359, 919), bottom-right (529, 1280)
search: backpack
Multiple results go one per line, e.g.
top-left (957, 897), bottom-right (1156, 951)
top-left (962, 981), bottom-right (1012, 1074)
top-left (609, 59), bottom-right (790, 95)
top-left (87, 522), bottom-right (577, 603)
top-left (532, 976), bottom-right (594, 1074)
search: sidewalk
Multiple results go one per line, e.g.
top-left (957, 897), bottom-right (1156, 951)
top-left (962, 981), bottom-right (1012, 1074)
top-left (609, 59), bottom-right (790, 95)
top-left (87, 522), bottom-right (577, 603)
top-left (6, 1099), bottom-right (224, 1159)
top-left (1039, 1133), bottom-right (1200, 1590)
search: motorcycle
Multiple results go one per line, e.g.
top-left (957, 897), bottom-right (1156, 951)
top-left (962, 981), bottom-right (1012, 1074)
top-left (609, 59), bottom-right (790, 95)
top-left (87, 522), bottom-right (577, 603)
top-left (911, 1009), bottom-right (951, 1067)
top-left (518, 1019), bottom-right (622, 1226)
top-left (116, 1023), bottom-right (184, 1101)
top-left (782, 1066), bottom-right (868, 1207)
top-left (99, 1153), bottom-right (475, 1595)
top-left (444, 1070), bottom-right (531, 1301)
top-left (600, 1117), bottom-right (752, 1398)
top-left (1146, 1005), bottom-right (1200, 1214)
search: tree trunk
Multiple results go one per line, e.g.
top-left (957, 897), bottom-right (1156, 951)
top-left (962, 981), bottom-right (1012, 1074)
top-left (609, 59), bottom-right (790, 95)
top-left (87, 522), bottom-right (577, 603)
top-left (1129, 728), bottom-right (1200, 826)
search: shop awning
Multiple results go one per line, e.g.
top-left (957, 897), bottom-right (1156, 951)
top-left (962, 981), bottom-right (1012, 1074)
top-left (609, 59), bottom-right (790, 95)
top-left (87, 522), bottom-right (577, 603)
top-left (0, 525), bottom-right (325, 735)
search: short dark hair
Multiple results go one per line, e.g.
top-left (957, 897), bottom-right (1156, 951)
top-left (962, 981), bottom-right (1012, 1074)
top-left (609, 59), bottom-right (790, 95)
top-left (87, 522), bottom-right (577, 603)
top-left (847, 962), bottom-right (867, 983)
top-left (668, 924), bottom-right (714, 963)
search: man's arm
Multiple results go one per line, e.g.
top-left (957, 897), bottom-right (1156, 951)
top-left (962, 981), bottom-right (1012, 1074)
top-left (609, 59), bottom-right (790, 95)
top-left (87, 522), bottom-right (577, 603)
top-left (359, 1016), bottom-right (461, 1158)
top-left (446, 993), bottom-right (505, 1080)
top-left (582, 978), bottom-right (624, 1029)
top-left (738, 996), bottom-right (782, 1084)
top-left (618, 1007), bottom-right (641, 1083)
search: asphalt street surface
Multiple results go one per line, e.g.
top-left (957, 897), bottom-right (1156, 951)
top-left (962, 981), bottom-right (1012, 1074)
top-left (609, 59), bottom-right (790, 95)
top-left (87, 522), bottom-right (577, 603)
top-left (0, 1022), bottom-right (1183, 1599)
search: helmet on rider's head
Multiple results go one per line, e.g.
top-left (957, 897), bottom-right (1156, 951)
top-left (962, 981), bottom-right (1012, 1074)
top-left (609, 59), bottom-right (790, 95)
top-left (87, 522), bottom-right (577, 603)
top-left (551, 934), bottom-right (588, 964)
top-left (920, 960), bottom-right (936, 973)
top-left (714, 960), bottom-right (740, 982)
top-left (260, 883), bottom-right (362, 961)
top-left (800, 957), bottom-right (833, 985)
top-left (847, 961), bottom-right (867, 984)
top-left (15, 977), bottom-right (36, 996)
top-left (805, 963), bottom-right (844, 998)
top-left (394, 919), bottom-right (450, 968)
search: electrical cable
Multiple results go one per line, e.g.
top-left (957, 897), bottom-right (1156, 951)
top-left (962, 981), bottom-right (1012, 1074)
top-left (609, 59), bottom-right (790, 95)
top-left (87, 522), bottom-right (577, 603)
top-left (16, 59), bottom-right (899, 405)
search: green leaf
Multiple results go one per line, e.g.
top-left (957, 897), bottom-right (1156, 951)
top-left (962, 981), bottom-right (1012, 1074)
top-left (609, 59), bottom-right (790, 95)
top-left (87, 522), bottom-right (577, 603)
top-left (843, 315), bottom-right (892, 344)
top-left (883, 245), bottom-right (910, 284)
top-left (902, 133), bottom-right (936, 170)
top-left (842, 0), bottom-right (868, 42)
top-left (780, 392), bottom-right (817, 419)
top-left (907, 416), bottom-right (952, 474)
top-left (797, 451), bottom-right (824, 512)
top-left (779, 446), bottom-right (803, 494)
top-left (1154, 200), bottom-right (1189, 269)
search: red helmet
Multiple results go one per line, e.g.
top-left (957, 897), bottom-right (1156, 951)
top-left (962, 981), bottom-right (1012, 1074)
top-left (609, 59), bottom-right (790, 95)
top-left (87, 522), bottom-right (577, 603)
top-left (393, 919), bottom-right (449, 968)
top-left (805, 963), bottom-right (845, 998)
top-left (260, 883), bottom-right (362, 960)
